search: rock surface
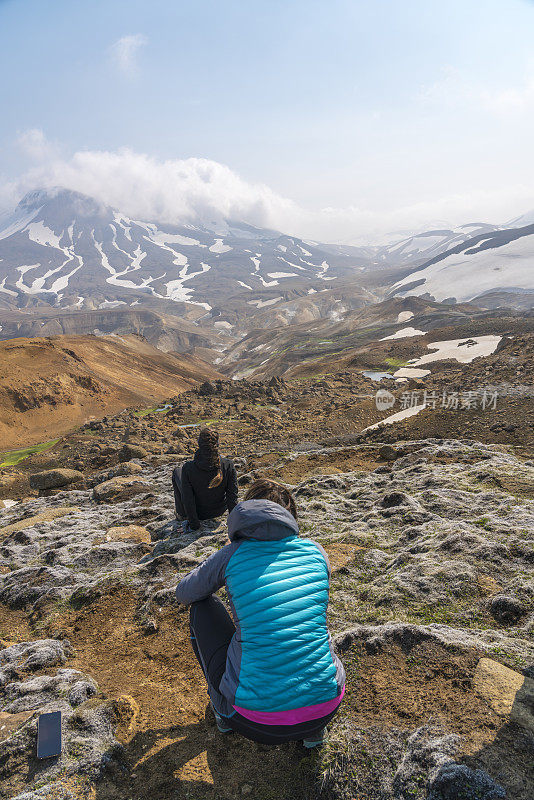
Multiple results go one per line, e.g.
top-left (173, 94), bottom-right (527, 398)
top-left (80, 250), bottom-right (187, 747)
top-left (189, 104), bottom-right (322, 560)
top-left (1, 435), bottom-right (533, 799)
top-left (473, 657), bottom-right (534, 732)
top-left (105, 525), bottom-right (151, 544)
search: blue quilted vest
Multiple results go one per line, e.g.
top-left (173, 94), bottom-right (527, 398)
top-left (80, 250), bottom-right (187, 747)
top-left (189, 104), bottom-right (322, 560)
top-left (224, 500), bottom-right (342, 712)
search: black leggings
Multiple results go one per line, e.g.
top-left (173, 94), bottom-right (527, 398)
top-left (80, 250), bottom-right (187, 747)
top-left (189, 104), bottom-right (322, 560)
top-left (189, 595), bottom-right (339, 745)
top-left (172, 466), bottom-right (187, 519)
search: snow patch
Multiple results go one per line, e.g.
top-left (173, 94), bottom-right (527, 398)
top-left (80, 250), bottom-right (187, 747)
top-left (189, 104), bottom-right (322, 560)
top-left (27, 221), bottom-right (64, 250)
top-left (257, 274), bottom-right (279, 287)
top-left (165, 262), bottom-right (212, 302)
top-left (394, 232), bottom-right (534, 302)
top-left (0, 205), bottom-right (42, 241)
top-left (410, 335), bottom-right (502, 366)
top-left (393, 367), bottom-right (431, 379)
top-left (138, 222), bottom-right (200, 247)
top-left (209, 238), bottom-right (232, 254)
top-left (98, 300), bottom-right (127, 308)
top-left (363, 403), bottom-right (427, 431)
top-left (381, 327), bottom-right (426, 340)
top-left (0, 278), bottom-right (17, 297)
top-left (248, 296), bottom-right (283, 308)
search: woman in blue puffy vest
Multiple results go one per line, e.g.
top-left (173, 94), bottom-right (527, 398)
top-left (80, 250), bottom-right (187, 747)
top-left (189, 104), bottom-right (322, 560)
top-left (175, 478), bottom-right (345, 747)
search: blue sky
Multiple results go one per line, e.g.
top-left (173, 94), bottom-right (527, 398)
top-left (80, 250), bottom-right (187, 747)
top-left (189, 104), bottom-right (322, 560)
top-left (1, 0), bottom-right (534, 241)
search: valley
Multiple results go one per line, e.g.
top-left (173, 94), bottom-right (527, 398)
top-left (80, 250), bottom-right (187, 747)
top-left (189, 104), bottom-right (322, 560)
top-left (0, 187), bottom-right (533, 800)
top-left (0, 334), bottom-right (221, 450)
top-left (0, 354), bottom-right (533, 800)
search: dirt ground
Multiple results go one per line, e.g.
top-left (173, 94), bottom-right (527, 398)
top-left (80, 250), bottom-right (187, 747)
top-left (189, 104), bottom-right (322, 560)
top-left (25, 593), bottom-right (310, 800)
top-left (3, 589), bottom-right (531, 800)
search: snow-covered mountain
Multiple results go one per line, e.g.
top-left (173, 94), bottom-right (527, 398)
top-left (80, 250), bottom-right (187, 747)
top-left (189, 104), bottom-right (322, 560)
top-left (1, 188), bottom-right (532, 324)
top-left (374, 223), bottom-right (501, 266)
top-left (392, 223), bottom-right (534, 304)
top-left (0, 188), bottom-right (374, 314)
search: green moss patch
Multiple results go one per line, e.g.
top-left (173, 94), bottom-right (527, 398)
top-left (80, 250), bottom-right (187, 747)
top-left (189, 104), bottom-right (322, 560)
top-left (0, 439), bottom-right (61, 468)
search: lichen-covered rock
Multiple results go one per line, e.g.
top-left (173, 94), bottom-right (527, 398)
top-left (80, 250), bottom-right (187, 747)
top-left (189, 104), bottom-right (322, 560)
top-left (0, 639), bottom-right (70, 673)
top-left (428, 764), bottom-right (506, 800)
top-left (0, 649), bottom-right (120, 800)
top-left (118, 444), bottom-right (149, 462)
top-left (92, 475), bottom-right (149, 502)
top-left (0, 507), bottom-right (79, 540)
top-left (488, 594), bottom-right (525, 624)
top-left (89, 461), bottom-right (143, 488)
top-left (2, 669), bottom-right (97, 713)
top-left (29, 470), bottom-right (83, 491)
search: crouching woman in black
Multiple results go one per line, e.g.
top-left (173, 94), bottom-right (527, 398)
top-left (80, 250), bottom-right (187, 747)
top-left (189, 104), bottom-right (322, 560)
top-left (172, 428), bottom-right (238, 532)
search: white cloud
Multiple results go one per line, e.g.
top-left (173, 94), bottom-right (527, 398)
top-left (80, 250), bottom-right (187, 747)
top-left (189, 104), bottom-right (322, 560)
top-left (4, 133), bottom-right (534, 244)
top-left (110, 34), bottom-right (147, 75)
top-left (17, 128), bottom-right (60, 161)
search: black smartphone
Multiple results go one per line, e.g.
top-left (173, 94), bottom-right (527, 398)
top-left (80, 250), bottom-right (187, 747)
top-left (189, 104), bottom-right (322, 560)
top-left (37, 711), bottom-right (62, 758)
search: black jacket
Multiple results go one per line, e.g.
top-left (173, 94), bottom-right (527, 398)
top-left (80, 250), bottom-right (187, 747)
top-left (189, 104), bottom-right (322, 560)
top-left (173, 456), bottom-right (238, 529)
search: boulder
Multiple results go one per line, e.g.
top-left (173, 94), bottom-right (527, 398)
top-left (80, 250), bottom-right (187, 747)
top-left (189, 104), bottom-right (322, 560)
top-left (428, 764), bottom-right (505, 800)
top-left (473, 657), bottom-right (534, 733)
top-left (92, 476), bottom-right (149, 503)
top-left (113, 460), bottom-right (143, 476)
top-left (105, 525), bottom-right (151, 544)
top-left (488, 594), bottom-right (525, 624)
top-left (29, 469), bottom-right (83, 491)
top-left (378, 444), bottom-right (400, 461)
top-left (118, 444), bottom-right (149, 462)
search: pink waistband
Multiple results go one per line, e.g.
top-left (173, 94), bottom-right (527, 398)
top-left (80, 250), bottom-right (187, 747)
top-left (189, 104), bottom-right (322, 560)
top-left (233, 685), bottom-right (345, 726)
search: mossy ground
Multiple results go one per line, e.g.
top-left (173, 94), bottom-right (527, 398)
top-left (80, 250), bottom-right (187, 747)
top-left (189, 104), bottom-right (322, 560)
top-left (0, 438), bottom-right (60, 467)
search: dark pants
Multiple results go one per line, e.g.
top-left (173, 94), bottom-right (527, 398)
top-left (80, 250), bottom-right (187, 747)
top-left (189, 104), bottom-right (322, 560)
top-left (172, 466), bottom-right (186, 519)
top-left (189, 595), bottom-right (339, 745)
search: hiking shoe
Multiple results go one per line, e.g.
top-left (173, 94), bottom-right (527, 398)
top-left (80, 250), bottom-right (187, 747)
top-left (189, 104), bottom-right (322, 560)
top-left (181, 520), bottom-right (192, 534)
top-left (302, 729), bottom-right (325, 749)
top-left (210, 702), bottom-right (232, 734)
top-left (213, 711), bottom-right (232, 734)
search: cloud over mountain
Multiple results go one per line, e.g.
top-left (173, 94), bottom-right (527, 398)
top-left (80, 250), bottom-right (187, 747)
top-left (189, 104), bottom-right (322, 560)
top-left (3, 131), bottom-right (534, 244)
